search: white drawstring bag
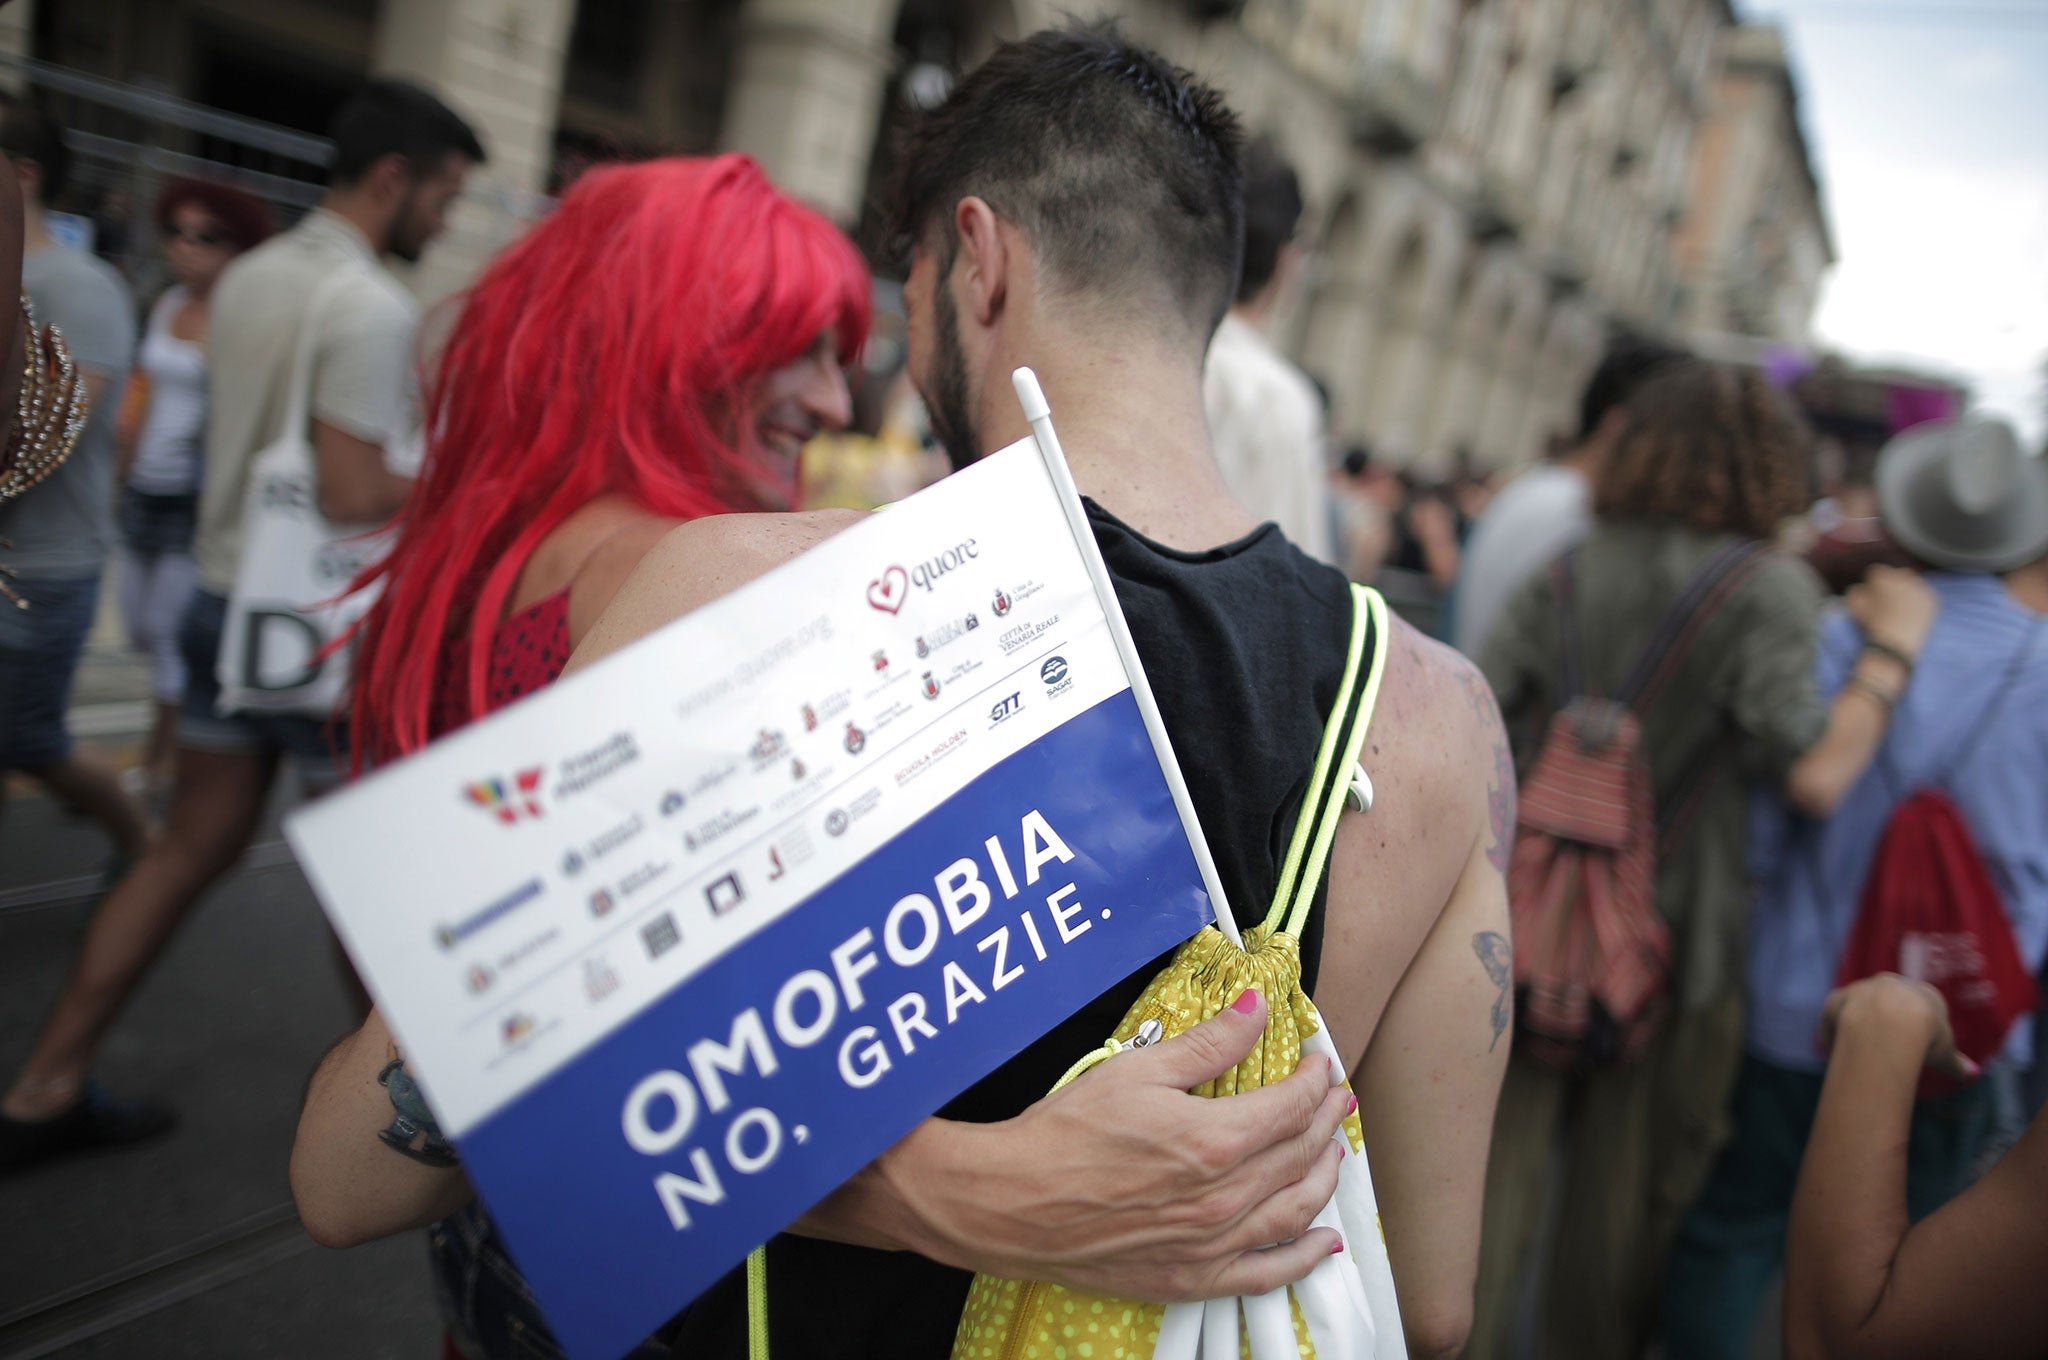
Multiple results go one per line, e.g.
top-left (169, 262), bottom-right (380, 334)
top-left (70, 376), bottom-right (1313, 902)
top-left (215, 266), bottom-right (393, 718)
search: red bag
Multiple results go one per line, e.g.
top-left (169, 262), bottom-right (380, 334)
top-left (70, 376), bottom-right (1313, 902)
top-left (1832, 787), bottom-right (2038, 1096)
top-left (1509, 700), bottom-right (1668, 1068)
top-left (1509, 541), bottom-right (1771, 1071)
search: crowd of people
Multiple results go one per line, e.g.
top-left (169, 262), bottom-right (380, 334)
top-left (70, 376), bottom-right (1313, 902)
top-left (1, 20), bottom-right (2045, 1360)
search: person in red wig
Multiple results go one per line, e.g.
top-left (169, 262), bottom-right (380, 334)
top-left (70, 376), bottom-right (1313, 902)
top-left (302, 152), bottom-right (868, 1360)
top-left (349, 152), bottom-right (868, 767)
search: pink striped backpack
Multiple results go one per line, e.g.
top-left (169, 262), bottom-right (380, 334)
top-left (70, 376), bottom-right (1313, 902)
top-left (1508, 541), bottom-right (1770, 1070)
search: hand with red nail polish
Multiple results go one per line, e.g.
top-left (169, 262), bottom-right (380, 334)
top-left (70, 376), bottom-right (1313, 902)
top-left (812, 984), bottom-right (1350, 1304)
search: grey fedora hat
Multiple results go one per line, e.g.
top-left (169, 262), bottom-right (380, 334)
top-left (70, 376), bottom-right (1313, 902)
top-left (1876, 417), bottom-right (2048, 573)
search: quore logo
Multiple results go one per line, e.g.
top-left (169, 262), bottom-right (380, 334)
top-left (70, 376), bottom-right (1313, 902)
top-left (465, 768), bottom-right (544, 824)
top-left (911, 539), bottom-right (980, 593)
top-left (868, 540), bottom-right (982, 614)
top-left (866, 566), bottom-right (908, 614)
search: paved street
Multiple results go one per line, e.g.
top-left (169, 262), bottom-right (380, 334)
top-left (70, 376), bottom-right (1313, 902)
top-left (0, 644), bottom-right (442, 1359)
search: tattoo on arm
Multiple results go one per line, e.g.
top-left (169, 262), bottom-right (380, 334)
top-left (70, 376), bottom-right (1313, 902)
top-left (1453, 661), bottom-right (1518, 874)
top-left (1472, 931), bottom-right (1512, 1052)
top-left (376, 1048), bottom-right (458, 1169)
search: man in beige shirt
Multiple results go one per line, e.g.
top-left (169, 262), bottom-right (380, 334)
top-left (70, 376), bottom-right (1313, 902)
top-left (193, 203), bottom-right (419, 596)
top-left (1, 80), bottom-right (484, 1170)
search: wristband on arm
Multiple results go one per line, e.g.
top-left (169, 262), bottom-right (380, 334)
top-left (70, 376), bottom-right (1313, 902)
top-left (1861, 637), bottom-right (1916, 672)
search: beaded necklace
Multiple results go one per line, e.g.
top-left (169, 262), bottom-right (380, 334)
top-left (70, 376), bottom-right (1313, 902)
top-left (0, 293), bottom-right (92, 609)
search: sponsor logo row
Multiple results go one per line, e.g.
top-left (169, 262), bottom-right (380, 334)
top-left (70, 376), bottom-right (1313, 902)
top-left (452, 655), bottom-right (1084, 1057)
top-left (448, 647), bottom-right (1085, 955)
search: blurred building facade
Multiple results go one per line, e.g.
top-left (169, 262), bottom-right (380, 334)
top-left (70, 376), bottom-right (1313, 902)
top-left (4, 0), bottom-right (1831, 471)
top-left (1672, 23), bottom-right (1833, 348)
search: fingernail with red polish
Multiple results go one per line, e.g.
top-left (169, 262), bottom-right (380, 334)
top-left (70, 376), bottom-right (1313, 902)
top-left (1329, 1236), bottom-right (1345, 1255)
top-left (1346, 1093), bottom-right (1358, 1116)
top-left (1231, 988), bottom-right (1259, 1015)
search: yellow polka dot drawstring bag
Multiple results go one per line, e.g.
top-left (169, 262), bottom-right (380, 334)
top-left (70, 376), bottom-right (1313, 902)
top-left (946, 582), bottom-right (1408, 1360)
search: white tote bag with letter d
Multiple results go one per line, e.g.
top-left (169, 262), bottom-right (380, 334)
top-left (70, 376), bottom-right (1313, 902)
top-left (216, 267), bottom-right (397, 718)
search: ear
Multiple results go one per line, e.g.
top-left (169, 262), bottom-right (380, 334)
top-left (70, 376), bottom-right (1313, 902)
top-left (951, 196), bottom-right (1008, 329)
top-left (363, 152), bottom-right (413, 202)
top-left (1274, 240), bottom-right (1306, 293)
top-left (1593, 405), bottom-right (1631, 447)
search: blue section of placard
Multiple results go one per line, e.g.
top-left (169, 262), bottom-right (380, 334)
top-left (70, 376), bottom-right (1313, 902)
top-left (455, 689), bottom-right (1211, 1360)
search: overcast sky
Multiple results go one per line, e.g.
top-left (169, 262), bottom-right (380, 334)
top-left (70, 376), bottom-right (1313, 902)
top-left (1739, 0), bottom-right (2048, 443)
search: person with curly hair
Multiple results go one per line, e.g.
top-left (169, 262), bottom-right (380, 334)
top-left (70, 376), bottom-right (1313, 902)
top-left (115, 178), bottom-right (274, 793)
top-left (1467, 357), bottom-right (1939, 1360)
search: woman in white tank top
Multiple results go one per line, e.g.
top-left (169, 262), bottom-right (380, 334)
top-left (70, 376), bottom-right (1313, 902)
top-left (116, 179), bottom-right (272, 793)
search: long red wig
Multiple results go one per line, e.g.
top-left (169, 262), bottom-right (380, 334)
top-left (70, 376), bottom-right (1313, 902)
top-left (348, 154), bottom-right (871, 767)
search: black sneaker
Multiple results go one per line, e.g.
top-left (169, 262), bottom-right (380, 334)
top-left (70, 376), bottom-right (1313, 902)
top-left (0, 1083), bottom-right (176, 1173)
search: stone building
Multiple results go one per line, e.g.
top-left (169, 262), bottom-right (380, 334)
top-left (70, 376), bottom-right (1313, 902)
top-left (1671, 23), bottom-right (1833, 347)
top-left (4, 0), bottom-right (1829, 471)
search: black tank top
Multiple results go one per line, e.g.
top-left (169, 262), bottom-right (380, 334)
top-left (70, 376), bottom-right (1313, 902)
top-left (664, 503), bottom-right (1364, 1358)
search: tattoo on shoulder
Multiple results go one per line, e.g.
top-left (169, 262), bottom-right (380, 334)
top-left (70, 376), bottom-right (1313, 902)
top-left (377, 1051), bottom-right (459, 1169)
top-left (1472, 931), bottom-right (1512, 1052)
top-left (1451, 661), bottom-right (1517, 874)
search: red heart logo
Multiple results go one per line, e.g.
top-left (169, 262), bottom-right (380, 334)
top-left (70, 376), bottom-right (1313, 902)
top-left (867, 566), bottom-right (908, 614)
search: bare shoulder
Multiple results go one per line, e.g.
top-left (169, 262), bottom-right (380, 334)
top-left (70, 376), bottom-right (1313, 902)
top-left (1366, 617), bottom-right (1507, 841)
top-left (566, 509), bottom-right (867, 674)
top-left (1343, 617), bottom-right (1505, 911)
top-left (1315, 614), bottom-right (1513, 1064)
top-left (562, 513), bottom-right (683, 647)
top-left (1388, 617), bottom-right (1502, 777)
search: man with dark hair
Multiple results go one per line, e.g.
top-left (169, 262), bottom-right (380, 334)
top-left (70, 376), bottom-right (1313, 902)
top-left (0, 101), bottom-right (152, 912)
top-left (1, 79), bottom-right (483, 1169)
top-left (1451, 333), bottom-right (1686, 656)
top-left (1237, 137), bottom-right (1306, 305)
top-left (325, 79), bottom-right (487, 263)
top-left (566, 25), bottom-right (1511, 1358)
top-left (889, 25), bottom-right (1248, 455)
top-left (1201, 136), bottom-right (1336, 561)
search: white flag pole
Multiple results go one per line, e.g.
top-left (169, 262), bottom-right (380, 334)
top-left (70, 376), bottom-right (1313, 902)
top-left (1011, 367), bottom-right (1243, 949)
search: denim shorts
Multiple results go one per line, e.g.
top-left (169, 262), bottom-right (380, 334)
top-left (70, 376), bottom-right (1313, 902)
top-left (178, 589), bottom-right (349, 788)
top-left (0, 572), bottom-right (100, 770)
top-left (118, 488), bottom-right (199, 558)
